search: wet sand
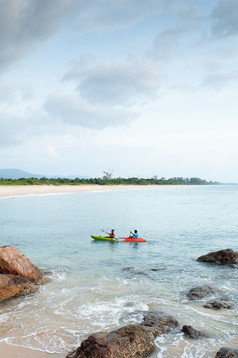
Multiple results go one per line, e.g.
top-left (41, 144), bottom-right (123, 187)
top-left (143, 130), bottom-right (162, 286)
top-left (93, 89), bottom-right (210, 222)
top-left (0, 342), bottom-right (66, 358)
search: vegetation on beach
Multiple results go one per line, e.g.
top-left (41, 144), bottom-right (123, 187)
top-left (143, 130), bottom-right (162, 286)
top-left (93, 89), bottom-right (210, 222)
top-left (0, 176), bottom-right (218, 186)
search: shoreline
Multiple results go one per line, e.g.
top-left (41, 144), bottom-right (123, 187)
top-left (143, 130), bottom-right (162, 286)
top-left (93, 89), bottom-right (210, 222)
top-left (0, 184), bottom-right (212, 198)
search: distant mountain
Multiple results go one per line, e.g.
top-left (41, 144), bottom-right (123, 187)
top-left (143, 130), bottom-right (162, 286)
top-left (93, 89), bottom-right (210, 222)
top-left (0, 168), bottom-right (90, 180)
top-left (0, 168), bottom-right (43, 179)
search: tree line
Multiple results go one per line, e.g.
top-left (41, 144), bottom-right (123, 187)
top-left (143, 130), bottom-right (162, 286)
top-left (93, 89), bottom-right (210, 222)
top-left (0, 176), bottom-right (218, 186)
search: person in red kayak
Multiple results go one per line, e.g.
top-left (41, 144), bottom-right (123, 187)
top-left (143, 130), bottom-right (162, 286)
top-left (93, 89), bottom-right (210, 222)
top-left (130, 230), bottom-right (138, 239)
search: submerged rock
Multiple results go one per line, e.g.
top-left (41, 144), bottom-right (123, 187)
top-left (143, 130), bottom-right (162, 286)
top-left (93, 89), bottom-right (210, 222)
top-left (215, 347), bottom-right (238, 357)
top-left (140, 311), bottom-right (179, 336)
top-left (181, 325), bottom-right (202, 339)
top-left (0, 246), bottom-right (46, 284)
top-left (67, 312), bottom-right (179, 358)
top-left (197, 249), bottom-right (238, 265)
top-left (186, 285), bottom-right (214, 300)
top-left (204, 299), bottom-right (232, 310)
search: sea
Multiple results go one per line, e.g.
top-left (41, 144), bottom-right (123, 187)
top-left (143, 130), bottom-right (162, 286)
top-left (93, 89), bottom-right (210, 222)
top-left (0, 185), bottom-right (238, 358)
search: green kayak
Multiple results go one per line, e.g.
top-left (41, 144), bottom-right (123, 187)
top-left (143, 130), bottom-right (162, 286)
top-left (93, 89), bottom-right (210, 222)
top-left (91, 235), bottom-right (115, 241)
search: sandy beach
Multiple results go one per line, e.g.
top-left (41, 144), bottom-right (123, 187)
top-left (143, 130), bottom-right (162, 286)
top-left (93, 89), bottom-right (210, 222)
top-left (0, 184), bottom-right (207, 198)
top-left (0, 184), bottom-right (165, 198)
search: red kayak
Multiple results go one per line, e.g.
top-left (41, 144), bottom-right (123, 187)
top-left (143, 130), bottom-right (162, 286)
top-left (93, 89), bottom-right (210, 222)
top-left (122, 237), bottom-right (146, 242)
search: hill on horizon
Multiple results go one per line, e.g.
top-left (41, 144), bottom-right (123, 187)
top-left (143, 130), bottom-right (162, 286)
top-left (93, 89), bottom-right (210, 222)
top-left (0, 168), bottom-right (89, 180)
top-left (0, 168), bottom-right (43, 179)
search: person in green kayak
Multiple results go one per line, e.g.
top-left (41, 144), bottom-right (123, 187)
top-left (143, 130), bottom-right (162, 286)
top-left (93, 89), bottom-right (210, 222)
top-left (108, 229), bottom-right (115, 238)
top-left (129, 230), bottom-right (138, 239)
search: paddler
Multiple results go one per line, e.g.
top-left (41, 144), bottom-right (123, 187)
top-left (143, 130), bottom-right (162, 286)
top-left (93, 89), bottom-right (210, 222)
top-left (129, 229), bottom-right (138, 239)
top-left (108, 229), bottom-right (115, 238)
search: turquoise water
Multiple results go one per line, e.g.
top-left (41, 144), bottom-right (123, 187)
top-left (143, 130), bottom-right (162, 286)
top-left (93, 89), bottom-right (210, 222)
top-left (0, 185), bottom-right (238, 357)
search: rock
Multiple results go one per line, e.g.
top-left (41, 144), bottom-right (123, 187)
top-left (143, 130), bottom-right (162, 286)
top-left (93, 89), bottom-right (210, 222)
top-left (140, 311), bottom-right (179, 336)
top-left (67, 312), bottom-right (179, 358)
top-left (0, 246), bottom-right (46, 284)
top-left (0, 273), bottom-right (38, 302)
top-left (204, 299), bottom-right (231, 310)
top-left (197, 249), bottom-right (238, 265)
top-left (186, 285), bottom-right (214, 300)
top-left (181, 325), bottom-right (202, 339)
top-left (122, 267), bottom-right (147, 276)
top-left (66, 325), bottom-right (155, 358)
top-left (215, 347), bottom-right (238, 357)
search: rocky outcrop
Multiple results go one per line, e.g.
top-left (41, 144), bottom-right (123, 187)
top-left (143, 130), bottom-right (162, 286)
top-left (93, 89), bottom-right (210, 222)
top-left (181, 325), bottom-right (202, 339)
top-left (204, 299), bottom-right (232, 310)
top-left (197, 249), bottom-right (238, 265)
top-left (215, 347), bottom-right (238, 357)
top-left (0, 246), bottom-right (49, 303)
top-left (0, 274), bottom-right (38, 302)
top-left (0, 246), bottom-right (46, 284)
top-left (66, 312), bottom-right (179, 358)
top-left (66, 325), bottom-right (155, 358)
top-left (186, 285), bottom-right (214, 300)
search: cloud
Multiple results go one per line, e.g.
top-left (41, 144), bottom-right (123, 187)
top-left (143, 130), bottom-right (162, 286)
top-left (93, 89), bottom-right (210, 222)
top-left (211, 0), bottom-right (238, 37)
top-left (64, 59), bottom-right (160, 107)
top-left (202, 71), bottom-right (238, 90)
top-left (73, 0), bottom-right (179, 33)
top-left (0, 0), bottom-right (184, 73)
top-left (44, 94), bottom-right (137, 129)
top-left (148, 2), bottom-right (201, 61)
top-left (0, 0), bottom-right (82, 71)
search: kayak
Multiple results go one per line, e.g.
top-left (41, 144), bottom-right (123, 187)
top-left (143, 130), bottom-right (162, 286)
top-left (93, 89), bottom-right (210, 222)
top-left (91, 235), bottom-right (115, 241)
top-left (91, 235), bottom-right (146, 242)
top-left (123, 237), bottom-right (146, 242)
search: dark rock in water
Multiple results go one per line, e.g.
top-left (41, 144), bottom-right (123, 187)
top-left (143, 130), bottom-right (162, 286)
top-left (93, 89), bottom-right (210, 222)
top-left (66, 325), bottom-right (155, 358)
top-left (215, 347), bottom-right (238, 357)
top-left (186, 285), bottom-right (214, 300)
top-left (181, 325), bottom-right (202, 339)
top-left (150, 268), bottom-right (162, 272)
top-left (122, 267), bottom-right (147, 275)
top-left (67, 312), bottom-right (179, 358)
top-left (122, 267), bottom-right (134, 271)
top-left (204, 299), bottom-right (232, 310)
top-left (197, 249), bottom-right (238, 265)
top-left (140, 311), bottom-right (179, 336)
top-left (0, 274), bottom-right (39, 302)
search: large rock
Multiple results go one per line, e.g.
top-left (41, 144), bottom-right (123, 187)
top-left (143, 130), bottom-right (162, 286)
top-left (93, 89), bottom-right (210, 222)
top-left (66, 312), bottom-right (179, 358)
top-left (197, 249), bottom-right (238, 265)
top-left (0, 274), bottom-right (38, 302)
top-left (186, 285), bottom-right (214, 300)
top-left (0, 246), bottom-right (46, 284)
top-left (215, 347), bottom-right (238, 357)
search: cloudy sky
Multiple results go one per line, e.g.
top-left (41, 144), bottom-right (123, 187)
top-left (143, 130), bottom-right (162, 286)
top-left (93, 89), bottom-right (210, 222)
top-left (0, 0), bottom-right (237, 181)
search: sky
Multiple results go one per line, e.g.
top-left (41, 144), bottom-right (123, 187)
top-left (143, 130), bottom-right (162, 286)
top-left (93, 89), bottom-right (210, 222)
top-left (0, 0), bottom-right (238, 182)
